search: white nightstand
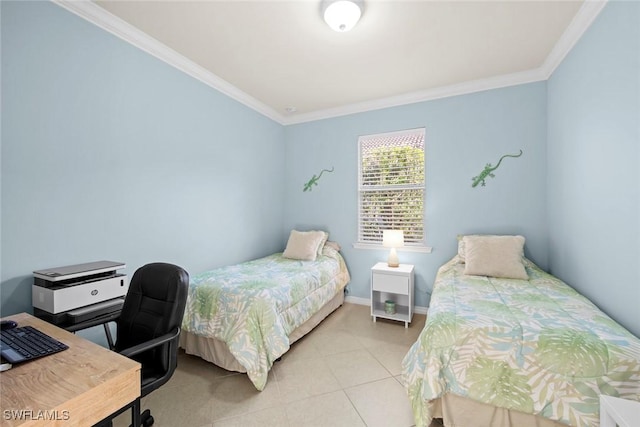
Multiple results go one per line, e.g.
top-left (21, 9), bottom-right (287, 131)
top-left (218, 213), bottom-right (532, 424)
top-left (371, 262), bottom-right (414, 328)
top-left (600, 395), bottom-right (640, 427)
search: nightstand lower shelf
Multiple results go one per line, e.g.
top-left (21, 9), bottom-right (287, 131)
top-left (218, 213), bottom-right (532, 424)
top-left (372, 301), bottom-right (412, 328)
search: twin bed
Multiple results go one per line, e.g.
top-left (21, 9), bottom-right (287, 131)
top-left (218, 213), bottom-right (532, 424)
top-left (402, 235), bottom-right (640, 427)
top-left (180, 231), bottom-right (349, 391)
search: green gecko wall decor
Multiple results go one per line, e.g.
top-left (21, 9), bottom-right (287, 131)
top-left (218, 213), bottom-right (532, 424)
top-left (303, 167), bottom-right (334, 192)
top-left (471, 149), bottom-right (523, 187)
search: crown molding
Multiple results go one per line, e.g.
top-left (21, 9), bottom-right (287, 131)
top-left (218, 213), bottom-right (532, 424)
top-left (539, 0), bottom-right (608, 79)
top-left (282, 68), bottom-right (547, 125)
top-left (52, 0), bottom-right (286, 124)
top-left (52, 0), bottom-right (607, 127)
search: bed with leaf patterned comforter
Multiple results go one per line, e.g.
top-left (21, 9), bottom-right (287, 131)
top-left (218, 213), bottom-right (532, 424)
top-left (402, 256), bottom-right (640, 427)
top-left (180, 245), bottom-right (350, 391)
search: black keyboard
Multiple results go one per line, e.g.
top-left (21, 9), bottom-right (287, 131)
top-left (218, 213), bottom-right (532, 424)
top-left (0, 326), bottom-right (68, 364)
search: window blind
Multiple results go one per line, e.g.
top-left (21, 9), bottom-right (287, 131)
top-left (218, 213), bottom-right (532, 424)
top-left (358, 128), bottom-right (425, 246)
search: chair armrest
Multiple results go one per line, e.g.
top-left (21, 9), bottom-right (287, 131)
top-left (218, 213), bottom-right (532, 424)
top-left (118, 327), bottom-right (181, 358)
top-left (64, 311), bottom-right (121, 332)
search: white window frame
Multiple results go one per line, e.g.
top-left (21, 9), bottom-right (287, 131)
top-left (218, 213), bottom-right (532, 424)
top-left (353, 127), bottom-right (431, 253)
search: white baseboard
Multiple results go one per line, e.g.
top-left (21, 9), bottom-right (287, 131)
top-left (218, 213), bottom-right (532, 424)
top-left (344, 295), bottom-right (428, 315)
top-left (413, 305), bottom-right (428, 315)
top-left (344, 295), bottom-right (370, 306)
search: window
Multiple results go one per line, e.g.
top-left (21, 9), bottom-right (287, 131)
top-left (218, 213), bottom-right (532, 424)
top-left (357, 128), bottom-right (426, 248)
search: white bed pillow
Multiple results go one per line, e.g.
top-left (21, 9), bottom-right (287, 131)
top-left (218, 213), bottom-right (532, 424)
top-left (283, 230), bottom-right (327, 261)
top-left (317, 231), bottom-right (329, 257)
top-left (457, 234), bottom-right (477, 262)
top-left (457, 234), bottom-right (488, 262)
top-left (324, 241), bottom-right (341, 251)
top-left (463, 235), bottom-right (528, 280)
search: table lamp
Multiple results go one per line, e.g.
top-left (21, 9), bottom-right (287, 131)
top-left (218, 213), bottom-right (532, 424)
top-left (383, 230), bottom-right (404, 268)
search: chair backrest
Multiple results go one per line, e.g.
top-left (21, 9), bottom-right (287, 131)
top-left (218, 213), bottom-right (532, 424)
top-left (115, 263), bottom-right (189, 387)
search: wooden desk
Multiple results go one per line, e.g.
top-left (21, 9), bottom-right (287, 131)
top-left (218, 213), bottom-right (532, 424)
top-left (0, 313), bottom-right (140, 426)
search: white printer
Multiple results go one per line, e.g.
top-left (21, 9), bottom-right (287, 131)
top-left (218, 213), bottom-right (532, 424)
top-left (33, 261), bottom-right (128, 326)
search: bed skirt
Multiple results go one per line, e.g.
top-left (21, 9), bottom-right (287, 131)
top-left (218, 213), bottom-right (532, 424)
top-left (179, 290), bottom-right (345, 372)
top-left (433, 393), bottom-right (568, 427)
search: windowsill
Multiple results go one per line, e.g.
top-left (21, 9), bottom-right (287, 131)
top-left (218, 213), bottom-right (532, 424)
top-left (352, 243), bottom-right (433, 253)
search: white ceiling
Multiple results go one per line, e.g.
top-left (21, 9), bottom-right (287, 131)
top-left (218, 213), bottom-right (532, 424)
top-left (60, 1), bottom-right (605, 124)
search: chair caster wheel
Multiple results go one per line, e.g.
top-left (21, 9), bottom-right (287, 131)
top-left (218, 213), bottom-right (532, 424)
top-left (140, 409), bottom-right (153, 427)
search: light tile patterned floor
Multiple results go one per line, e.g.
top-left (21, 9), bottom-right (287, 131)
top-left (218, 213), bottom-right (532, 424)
top-left (113, 303), bottom-right (441, 427)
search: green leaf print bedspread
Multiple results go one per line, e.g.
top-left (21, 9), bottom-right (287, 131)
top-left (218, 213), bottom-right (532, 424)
top-left (181, 245), bottom-right (350, 390)
top-left (401, 256), bottom-right (640, 427)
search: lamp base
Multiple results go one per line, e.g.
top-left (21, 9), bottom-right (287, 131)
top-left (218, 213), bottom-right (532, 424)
top-left (387, 248), bottom-right (399, 268)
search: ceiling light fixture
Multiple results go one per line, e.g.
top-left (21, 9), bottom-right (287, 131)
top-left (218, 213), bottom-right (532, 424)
top-left (322, 0), bottom-right (363, 32)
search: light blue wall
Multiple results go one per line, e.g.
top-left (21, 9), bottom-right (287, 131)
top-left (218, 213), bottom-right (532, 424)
top-left (0, 0), bottom-right (285, 339)
top-left (547, 0), bottom-right (639, 337)
top-left (3, 0), bottom-right (637, 342)
top-left (284, 83), bottom-right (548, 308)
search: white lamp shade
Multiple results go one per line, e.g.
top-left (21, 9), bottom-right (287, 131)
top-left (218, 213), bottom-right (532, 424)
top-left (382, 230), bottom-right (404, 248)
top-left (383, 230), bottom-right (404, 268)
top-left (323, 0), bottom-right (362, 32)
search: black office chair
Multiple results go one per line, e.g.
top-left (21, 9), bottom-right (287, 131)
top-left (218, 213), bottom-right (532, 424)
top-left (94, 262), bottom-right (189, 427)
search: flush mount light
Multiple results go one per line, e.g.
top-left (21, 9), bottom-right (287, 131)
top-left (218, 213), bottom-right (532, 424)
top-left (322, 0), bottom-right (363, 32)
